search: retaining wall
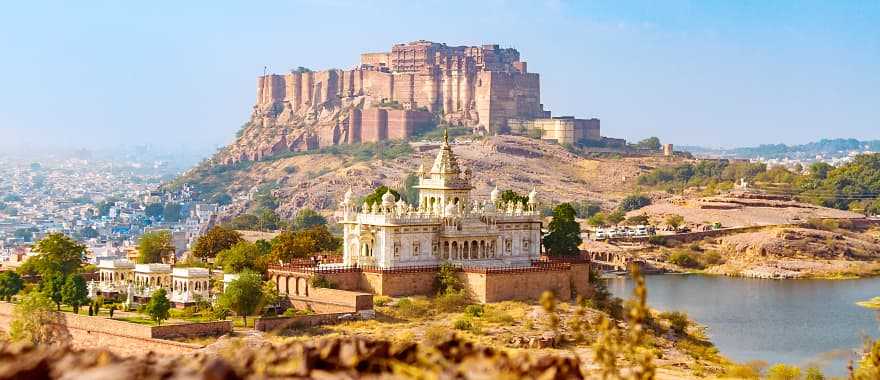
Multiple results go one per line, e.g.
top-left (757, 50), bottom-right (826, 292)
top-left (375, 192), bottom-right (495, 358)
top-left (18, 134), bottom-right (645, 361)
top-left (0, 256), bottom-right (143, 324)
top-left (0, 302), bottom-right (227, 356)
top-left (288, 287), bottom-right (373, 313)
top-left (254, 312), bottom-right (350, 332)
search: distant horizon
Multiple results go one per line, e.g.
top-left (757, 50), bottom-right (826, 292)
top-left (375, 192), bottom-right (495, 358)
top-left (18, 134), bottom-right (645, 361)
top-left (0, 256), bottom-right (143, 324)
top-left (1, 1), bottom-right (877, 151)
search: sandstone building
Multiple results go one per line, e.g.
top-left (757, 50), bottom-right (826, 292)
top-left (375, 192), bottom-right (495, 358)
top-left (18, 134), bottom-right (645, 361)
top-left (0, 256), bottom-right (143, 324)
top-left (267, 132), bottom-right (591, 306)
top-left (234, 41), bottom-right (603, 162)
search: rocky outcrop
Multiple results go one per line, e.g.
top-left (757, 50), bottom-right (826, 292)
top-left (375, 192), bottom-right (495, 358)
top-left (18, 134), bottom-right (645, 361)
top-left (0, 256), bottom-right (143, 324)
top-left (0, 336), bottom-right (585, 379)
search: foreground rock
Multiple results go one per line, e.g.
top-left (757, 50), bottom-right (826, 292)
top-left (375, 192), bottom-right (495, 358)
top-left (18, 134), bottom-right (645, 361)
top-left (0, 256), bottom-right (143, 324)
top-left (0, 336), bottom-right (584, 379)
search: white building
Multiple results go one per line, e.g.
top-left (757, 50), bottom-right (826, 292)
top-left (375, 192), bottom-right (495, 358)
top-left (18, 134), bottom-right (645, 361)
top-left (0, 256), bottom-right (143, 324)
top-left (337, 131), bottom-right (543, 269)
top-left (170, 267), bottom-right (211, 305)
top-left (96, 259), bottom-right (134, 293)
top-left (133, 263), bottom-right (172, 298)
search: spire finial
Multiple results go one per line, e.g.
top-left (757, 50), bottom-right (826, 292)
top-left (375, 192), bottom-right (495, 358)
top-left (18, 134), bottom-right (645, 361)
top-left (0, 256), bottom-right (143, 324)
top-left (443, 125), bottom-right (449, 145)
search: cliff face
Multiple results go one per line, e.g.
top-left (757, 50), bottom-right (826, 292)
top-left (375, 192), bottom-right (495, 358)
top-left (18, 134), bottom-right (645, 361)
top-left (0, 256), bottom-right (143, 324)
top-left (217, 41), bottom-right (544, 165)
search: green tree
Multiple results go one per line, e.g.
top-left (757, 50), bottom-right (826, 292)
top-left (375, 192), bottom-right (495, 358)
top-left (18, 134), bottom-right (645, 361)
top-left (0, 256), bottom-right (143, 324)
top-left (192, 226), bottom-right (243, 260)
top-left (607, 210), bottom-right (626, 225)
top-left (588, 212), bottom-right (608, 227)
top-left (144, 203), bottom-right (164, 219)
top-left (666, 214), bottom-right (686, 230)
top-left (292, 208), bottom-right (327, 230)
top-left (145, 288), bottom-right (171, 325)
top-left (766, 364), bottom-right (801, 380)
top-left (635, 136), bottom-right (661, 150)
top-left (261, 280), bottom-right (282, 316)
top-left (256, 208), bottom-right (281, 231)
top-left (625, 214), bottom-right (650, 226)
top-left (216, 242), bottom-right (269, 274)
top-left (61, 274), bottom-right (89, 314)
top-left (571, 200), bottom-right (601, 218)
top-left (137, 230), bottom-right (175, 264)
top-left (435, 261), bottom-right (462, 294)
top-left (804, 366), bottom-right (825, 380)
top-left (0, 271), bottom-right (24, 301)
top-left (162, 203), bottom-right (182, 222)
top-left (808, 162), bottom-right (833, 180)
top-left (500, 190), bottom-right (528, 206)
top-left (227, 214), bottom-right (260, 230)
top-left (618, 194), bottom-right (652, 212)
top-left (9, 291), bottom-right (58, 344)
top-left (219, 270), bottom-right (264, 326)
top-left (543, 203), bottom-right (583, 256)
top-left (270, 225), bottom-right (340, 262)
top-left (23, 233), bottom-right (85, 277)
top-left (363, 186), bottom-right (400, 206)
top-left (41, 272), bottom-right (65, 310)
top-left (254, 186), bottom-right (279, 210)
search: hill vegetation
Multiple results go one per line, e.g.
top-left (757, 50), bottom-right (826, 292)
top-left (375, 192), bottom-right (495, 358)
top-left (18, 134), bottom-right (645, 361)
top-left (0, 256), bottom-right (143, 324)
top-left (637, 153), bottom-right (880, 214)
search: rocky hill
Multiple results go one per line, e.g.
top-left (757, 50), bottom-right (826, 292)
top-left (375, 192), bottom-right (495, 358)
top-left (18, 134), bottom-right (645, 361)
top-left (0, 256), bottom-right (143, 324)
top-left (172, 135), bottom-right (673, 221)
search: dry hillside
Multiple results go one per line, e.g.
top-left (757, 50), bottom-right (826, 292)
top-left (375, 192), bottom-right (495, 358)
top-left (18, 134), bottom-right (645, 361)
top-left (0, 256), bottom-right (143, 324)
top-left (175, 135), bottom-right (677, 220)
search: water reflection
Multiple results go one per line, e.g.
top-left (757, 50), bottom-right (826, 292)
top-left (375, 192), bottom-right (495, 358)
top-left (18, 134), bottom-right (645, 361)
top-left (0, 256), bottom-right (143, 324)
top-left (607, 274), bottom-right (880, 376)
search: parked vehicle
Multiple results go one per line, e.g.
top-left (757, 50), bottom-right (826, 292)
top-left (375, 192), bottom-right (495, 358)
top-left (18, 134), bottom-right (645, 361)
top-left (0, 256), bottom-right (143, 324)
top-left (595, 228), bottom-right (607, 240)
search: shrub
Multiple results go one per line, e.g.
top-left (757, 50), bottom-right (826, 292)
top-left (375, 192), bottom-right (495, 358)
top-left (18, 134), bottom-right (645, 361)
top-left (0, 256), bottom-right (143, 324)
top-left (648, 235), bottom-right (667, 246)
top-left (373, 296), bottom-right (391, 307)
top-left (422, 324), bottom-right (452, 345)
top-left (434, 262), bottom-right (462, 294)
top-left (700, 250), bottom-right (725, 266)
top-left (433, 290), bottom-right (470, 313)
top-left (766, 364), bottom-right (801, 380)
top-left (453, 318), bottom-right (473, 331)
top-left (394, 298), bottom-right (432, 319)
top-left (804, 366), bottom-right (825, 380)
top-left (668, 250), bottom-right (704, 269)
top-left (805, 218), bottom-right (839, 231)
top-left (481, 306), bottom-right (515, 324)
top-left (464, 304), bottom-right (484, 318)
top-left (310, 275), bottom-right (337, 289)
top-left (724, 364), bottom-right (761, 379)
top-left (619, 195), bottom-right (652, 212)
top-left (659, 311), bottom-right (689, 335)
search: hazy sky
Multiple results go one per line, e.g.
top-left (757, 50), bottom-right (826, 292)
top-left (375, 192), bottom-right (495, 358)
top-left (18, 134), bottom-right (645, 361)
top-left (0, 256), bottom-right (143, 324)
top-left (1, 1), bottom-right (877, 151)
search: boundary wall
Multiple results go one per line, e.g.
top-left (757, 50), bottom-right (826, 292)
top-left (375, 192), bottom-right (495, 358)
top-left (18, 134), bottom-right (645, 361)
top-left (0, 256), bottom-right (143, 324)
top-left (0, 302), bottom-right (231, 356)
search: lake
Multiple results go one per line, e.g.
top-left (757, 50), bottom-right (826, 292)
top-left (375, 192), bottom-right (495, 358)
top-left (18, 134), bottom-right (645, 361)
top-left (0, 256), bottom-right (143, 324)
top-left (607, 275), bottom-right (880, 375)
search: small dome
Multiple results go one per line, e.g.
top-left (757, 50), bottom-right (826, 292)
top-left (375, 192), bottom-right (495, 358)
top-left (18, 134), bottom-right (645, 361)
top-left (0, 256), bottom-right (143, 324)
top-left (381, 191), bottom-right (396, 204)
top-left (343, 188), bottom-right (353, 202)
top-left (490, 187), bottom-right (500, 202)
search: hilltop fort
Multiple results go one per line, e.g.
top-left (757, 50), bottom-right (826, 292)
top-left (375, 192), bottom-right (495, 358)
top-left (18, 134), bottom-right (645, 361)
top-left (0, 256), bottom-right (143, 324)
top-left (225, 41), bottom-right (604, 163)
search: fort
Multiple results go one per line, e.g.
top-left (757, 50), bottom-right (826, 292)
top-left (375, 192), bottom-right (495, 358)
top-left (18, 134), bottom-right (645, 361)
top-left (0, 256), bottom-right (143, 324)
top-left (236, 40), bottom-right (604, 162)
